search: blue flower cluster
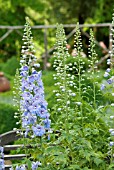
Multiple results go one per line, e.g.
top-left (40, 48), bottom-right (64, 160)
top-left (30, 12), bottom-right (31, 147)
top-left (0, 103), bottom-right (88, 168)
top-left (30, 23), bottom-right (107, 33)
top-left (100, 61), bottom-right (113, 90)
top-left (9, 165), bottom-right (26, 170)
top-left (9, 161), bottom-right (41, 170)
top-left (0, 146), bottom-right (4, 170)
top-left (32, 161), bottom-right (41, 170)
top-left (12, 18), bottom-right (51, 169)
top-left (109, 128), bottom-right (114, 146)
top-left (20, 62), bottom-right (51, 138)
top-left (100, 55), bottom-right (114, 148)
top-left (19, 18), bottom-right (51, 138)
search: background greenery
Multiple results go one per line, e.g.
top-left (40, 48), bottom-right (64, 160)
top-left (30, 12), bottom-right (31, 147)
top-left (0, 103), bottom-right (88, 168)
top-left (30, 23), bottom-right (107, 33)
top-left (0, 0), bottom-right (113, 63)
top-left (0, 0), bottom-right (113, 137)
top-left (0, 3), bottom-right (114, 168)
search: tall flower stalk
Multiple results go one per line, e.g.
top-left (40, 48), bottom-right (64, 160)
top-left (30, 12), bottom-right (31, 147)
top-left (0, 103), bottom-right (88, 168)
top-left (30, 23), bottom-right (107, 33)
top-left (53, 24), bottom-right (76, 132)
top-left (13, 17), bottom-right (51, 169)
top-left (88, 29), bottom-right (99, 109)
top-left (73, 23), bottom-right (85, 132)
top-left (20, 17), bottom-right (51, 138)
top-left (74, 23), bottom-right (83, 100)
top-left (52, 24), bottom-right (77, 166)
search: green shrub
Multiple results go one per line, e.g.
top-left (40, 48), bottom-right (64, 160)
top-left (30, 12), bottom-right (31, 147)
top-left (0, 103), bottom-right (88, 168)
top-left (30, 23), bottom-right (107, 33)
top-left (42, 71), bottom-right (57, 109)
top-left (1, 56), bottom-right (20, 76)
top-left (0, 103), bottom-right (18, 134)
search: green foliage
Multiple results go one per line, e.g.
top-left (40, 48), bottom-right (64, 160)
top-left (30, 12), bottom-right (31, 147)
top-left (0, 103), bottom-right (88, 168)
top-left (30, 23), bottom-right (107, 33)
top-left (0, 0), bottom-right (113, 65)
top-left (2, 9), bottom-right (114, 168)
top-left (0, 103), bottom-right (18, 134)
top-left (0, 0), bottom-right (51, 62)
top-left (49, 0), bottom-right (97, 24)
top-left (39, 24), bottom-right (110, 169)
top-left (42, 71), bottom-right (56, 110)
top-left (1, 56), bottom-right (20, 76)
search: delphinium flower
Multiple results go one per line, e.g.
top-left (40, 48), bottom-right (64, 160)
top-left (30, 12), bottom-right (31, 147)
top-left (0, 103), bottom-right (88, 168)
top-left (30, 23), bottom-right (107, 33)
top-left (100, 67), bottom-right (113, 94)
top-left (88, 29), bottom-right (100, 109)
top-left (101, 14), bottom-right (114, 91)
top-left (99, 13), bottom-right (114, 163)
top-left (13, 17), bottom-right (50, 169)
top-left (13, 69), bottom-right (21, 107)
top-left (0, 146), bottom-right (4, 170)
top-left (9, 164), bottom-right (26, 170)
top-left (53, 24), bottom-right (76, 131)
top-left (10, 161), bottom-right (41, 170)
top-left (13, 68), bottom-right (22, 128)
top-left (31, 161), bottom-right (41, 170)
top-left (15, 165), bottom-right (26, 170)
top-left (72, 23), bottom-right (87, 124)
top-left (107, 14), bottom-right (114, 147)
top-left (73, 23), bottom-right (84, 101)
top-left (19, 17), bottom-right (51, 138)
top-left (51, 24), bottom-right (79, 168)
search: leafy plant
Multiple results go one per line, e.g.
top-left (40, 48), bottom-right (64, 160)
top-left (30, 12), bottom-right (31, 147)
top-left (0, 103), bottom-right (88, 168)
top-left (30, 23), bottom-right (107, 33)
top-left (1, 18), bottom-right (114, 170)
top-left (0, 103), bottom-right (18, 134)
top-left (1, 56), bottom-right (20, 76)
top-left (44, 24), bottom-right (110, 169)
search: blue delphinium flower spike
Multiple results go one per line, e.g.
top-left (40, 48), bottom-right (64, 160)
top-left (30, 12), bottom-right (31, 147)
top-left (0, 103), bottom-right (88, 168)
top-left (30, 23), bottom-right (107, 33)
top-left (19, 18), bottom-right (51, 138)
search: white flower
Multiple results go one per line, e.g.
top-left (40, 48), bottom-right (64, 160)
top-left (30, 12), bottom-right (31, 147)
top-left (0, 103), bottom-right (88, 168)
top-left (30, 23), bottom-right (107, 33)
top-left (110, 116), bottom-right (114, 119)
top-left (58, 108), bottom-right (62, 111)
top-left (76, 102), bottom-right (82, 106)
top-left (111, 131), bottom-right (114, 135)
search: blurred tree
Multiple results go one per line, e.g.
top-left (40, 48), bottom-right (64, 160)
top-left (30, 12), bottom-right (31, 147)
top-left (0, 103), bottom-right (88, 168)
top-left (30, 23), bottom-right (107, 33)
top-left (0, 0), bottom-right (114, 65)
top-left (49, 0), bottom-right (97, 24)
top-left (0, 0), bottom-right (50, 62)
top-left (49, 0), bottom-right (113, 24)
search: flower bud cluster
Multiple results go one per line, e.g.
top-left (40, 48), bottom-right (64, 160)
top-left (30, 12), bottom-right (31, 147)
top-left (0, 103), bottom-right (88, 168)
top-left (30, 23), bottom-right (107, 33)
top-left (53, 24), bottom-right (76, 113)
top-left (73, 23), bottom-right (87, 102)
top-left (87, 29), bottom-right (101, 108)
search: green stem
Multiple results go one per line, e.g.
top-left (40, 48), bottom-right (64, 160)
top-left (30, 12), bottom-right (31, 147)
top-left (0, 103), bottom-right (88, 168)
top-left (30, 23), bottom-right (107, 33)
top-left (62, 45), bottom-right (69, 133)
top-left (78, 57), bottom-right (84, 136)
top-left (93, 80), bottom-right (96, 110)
top-left (40, 137), bottom-right (46, 167)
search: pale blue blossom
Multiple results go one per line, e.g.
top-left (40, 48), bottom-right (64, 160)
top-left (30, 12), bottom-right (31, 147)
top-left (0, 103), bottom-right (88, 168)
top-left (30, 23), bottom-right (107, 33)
top-left (32, 161), bottom-right (41, 170)
top-left (15, 164), bottom-right (26, 170)
top-left (109, 141), bottom-right (114, 146)
top-left (32, 125), bottom-right (45, 137)
top-left (0, 158), bottom-right (4, 169)
top-left (100, 84), bottom-right (105, 90)
top-left (106, 68), bottom-right (111, 72)
top-left (104, 72), bottom-right (109, 77)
